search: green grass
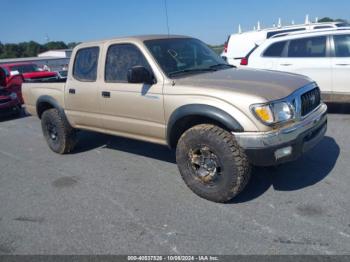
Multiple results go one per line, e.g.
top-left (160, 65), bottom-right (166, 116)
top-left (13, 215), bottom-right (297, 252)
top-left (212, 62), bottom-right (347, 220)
top-left (209, 44), bottom-right (224, 55)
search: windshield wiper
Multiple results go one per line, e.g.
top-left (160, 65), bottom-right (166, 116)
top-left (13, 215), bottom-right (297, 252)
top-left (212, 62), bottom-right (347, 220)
top-left (209, 63), bottom-right (236, 69)
top-left (168, 68), bottom-right (217, 77)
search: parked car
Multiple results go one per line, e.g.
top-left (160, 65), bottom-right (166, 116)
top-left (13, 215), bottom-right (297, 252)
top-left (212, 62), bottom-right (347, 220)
top-left (245, 28), bottom-right (350, 102)
top-left (0, 63), bottom-right (57, 82)
top-left (56, 70), bottom-right (68, 80)
top-left (0, 66), bottom-right (24, 115)
top-left (22, 35), bottom-right (327, 202)
top-left (222, 22), bottom-right (349, 67)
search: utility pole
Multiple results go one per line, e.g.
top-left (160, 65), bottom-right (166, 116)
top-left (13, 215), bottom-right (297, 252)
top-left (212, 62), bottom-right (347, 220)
top-left (164, 0), bottom-right (170, 36)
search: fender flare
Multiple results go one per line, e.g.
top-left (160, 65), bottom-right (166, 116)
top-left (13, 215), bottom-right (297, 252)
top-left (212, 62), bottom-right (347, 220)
top-left (36, 95), bottom-right (66, 119)
top-left (166, 104), bottom-right (244, 148)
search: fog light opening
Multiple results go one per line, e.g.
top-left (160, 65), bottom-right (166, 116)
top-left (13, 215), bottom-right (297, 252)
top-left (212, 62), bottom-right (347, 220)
top-left (275, 146), bottom-right (292, 160)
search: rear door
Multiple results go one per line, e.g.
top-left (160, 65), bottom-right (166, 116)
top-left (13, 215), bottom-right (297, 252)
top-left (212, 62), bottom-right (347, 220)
top-left (274, 36), bottom-right (332, 93)
top-left (64, 46), bottom-right (103, 128)
top-left (331, 34), bottom-right (350, 94)
top-left (251, 40), bottom-right (288, 69)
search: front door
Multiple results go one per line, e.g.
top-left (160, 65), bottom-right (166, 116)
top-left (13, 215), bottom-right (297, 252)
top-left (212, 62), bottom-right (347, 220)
top-left (100, 43), bottom-right (165, 143)
top-left (332, 34), bottom-right (350, 94)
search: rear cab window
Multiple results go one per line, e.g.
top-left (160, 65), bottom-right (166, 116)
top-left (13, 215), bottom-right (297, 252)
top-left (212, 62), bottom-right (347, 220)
top-left (73, 47), bottom-right (100, 82)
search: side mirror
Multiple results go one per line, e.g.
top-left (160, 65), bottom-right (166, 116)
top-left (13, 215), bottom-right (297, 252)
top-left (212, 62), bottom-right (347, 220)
top-left (127, 66), bottom-right (154, 85)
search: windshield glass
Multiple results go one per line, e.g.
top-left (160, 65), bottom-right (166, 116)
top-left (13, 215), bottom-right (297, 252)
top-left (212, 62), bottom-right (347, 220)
top-left (59, 70), bottom-right (68, 77)
top-left (10, 64), bottom-right (40, 74)
top-left (144, 38), bottom-right (230, 77)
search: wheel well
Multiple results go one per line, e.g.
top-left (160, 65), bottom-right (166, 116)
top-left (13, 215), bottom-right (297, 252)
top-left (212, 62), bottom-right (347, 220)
top-left (37, 102), bottom-right (54, 118)
top-left (168, 115), bottom-right (231, 149)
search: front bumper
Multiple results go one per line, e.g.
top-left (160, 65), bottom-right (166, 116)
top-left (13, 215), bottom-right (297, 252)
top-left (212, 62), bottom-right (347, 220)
top-left (233, 103), bottom-right (328, 166)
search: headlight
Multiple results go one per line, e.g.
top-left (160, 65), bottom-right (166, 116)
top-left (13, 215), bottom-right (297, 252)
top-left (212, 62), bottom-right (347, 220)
top-left (9, 92), bottom-right (17, 100)
top-left (251, 101), bottom-right (295, 125)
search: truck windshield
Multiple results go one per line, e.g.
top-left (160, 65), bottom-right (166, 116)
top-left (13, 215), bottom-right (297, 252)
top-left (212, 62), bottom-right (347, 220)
top-left (144, 38), bottom-right (232, 78)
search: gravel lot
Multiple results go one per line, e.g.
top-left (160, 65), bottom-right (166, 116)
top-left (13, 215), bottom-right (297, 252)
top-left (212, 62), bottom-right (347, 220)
top-left (0, 107), bottom-right (349, 255)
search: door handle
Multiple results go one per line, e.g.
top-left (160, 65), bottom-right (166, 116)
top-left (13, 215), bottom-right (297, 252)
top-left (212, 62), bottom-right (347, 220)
top-left (336, 64), bottom-right (350, 66)
top-left (68, 88), bottom-right (75, 94)
top-left (280, 63), bottom-right (292, 66)
top-left (102, 91), bottom-right (110, 98)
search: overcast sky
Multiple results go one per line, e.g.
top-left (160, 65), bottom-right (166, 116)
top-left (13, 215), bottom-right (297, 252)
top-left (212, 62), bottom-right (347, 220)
top-left (1, 0), bottom-right (349, 45)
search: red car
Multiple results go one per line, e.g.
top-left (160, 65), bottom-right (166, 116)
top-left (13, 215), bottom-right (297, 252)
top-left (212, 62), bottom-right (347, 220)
top-left (0, 66), bottom-right (24, 115)
top-left (1, 62), bottom-right (57, 81)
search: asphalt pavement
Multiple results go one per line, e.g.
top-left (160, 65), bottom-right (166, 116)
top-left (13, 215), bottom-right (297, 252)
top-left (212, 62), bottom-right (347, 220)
top-left (0, 106), bottom-right (349, 255)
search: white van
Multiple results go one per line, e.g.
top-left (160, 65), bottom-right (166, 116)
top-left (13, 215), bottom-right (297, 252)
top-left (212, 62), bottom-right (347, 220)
top-left (222, 22), bottom-right (349, 66)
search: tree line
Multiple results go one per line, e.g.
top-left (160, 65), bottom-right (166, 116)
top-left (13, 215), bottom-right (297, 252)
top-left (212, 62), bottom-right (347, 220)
top-left (318, 17), bottom-right (348, 23)
top-left (0, 17), bottom-right (347, 59)
top-left (0, 41), bottom-right (80, 59)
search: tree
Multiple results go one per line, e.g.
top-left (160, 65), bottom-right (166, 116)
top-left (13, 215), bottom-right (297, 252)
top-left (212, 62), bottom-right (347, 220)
top-left (0, 44), bottom-right (22, 58)
top-left (0, 42), bottom-right (4, 56)
top-left (16, 41), bottom-right (45, 57)
top-left (44, 41), bottom-right (68, 50)
top-left (67, 42), bottom-right (80, 49)
top-left (23, 41), bottom-right (44, 57)
top-left (318, 17), bottom-right (334, 22)
top-left (335, 18), bottom-right (348, 23)
top-left (318, 17), bottom-right (348, 23)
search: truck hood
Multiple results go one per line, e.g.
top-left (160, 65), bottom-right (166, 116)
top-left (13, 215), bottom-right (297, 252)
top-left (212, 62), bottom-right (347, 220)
top-left (174, 68), bottom-right (312, 101)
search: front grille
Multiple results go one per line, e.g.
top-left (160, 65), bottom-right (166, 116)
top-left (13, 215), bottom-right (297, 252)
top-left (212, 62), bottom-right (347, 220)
top-left (301, 87), bottom-right (321, 116)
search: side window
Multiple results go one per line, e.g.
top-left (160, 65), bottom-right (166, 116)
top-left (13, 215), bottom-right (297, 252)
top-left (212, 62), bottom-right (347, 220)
top-left (73, 47), bottom-right (99, 81)
top-left (263, 41), bottom-right (287, 57)
top-left (105, 44), bottom-right (151, 82)
top-left (334, 35), bottom-right (350, 57)
top-left (287, 36), bottom-right (327, 57)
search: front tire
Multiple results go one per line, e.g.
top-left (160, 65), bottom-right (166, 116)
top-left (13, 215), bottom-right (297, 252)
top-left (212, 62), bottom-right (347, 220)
top-left (41, 109), bottom-right (77, 154)
top-left (176, 124), bottom-right (251, 203)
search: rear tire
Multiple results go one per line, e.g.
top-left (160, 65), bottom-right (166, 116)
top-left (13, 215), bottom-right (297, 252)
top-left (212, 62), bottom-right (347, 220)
top-left (176, 124), bottom-right (251, 203)
top-left (41, 109), bottom-right (77, 154)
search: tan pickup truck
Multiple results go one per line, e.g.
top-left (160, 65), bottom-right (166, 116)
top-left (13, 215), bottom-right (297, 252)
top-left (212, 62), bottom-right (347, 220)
top-left (23, 35), bottom-right (327, 202)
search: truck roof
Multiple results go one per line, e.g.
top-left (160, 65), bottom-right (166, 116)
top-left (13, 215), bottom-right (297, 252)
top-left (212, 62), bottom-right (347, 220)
top-left (79, 34), bottom-right (191, 46)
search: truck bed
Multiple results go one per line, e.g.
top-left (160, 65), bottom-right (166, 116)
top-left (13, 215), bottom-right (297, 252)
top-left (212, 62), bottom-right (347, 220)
top-left (22, 81), bottom-right (66, 117)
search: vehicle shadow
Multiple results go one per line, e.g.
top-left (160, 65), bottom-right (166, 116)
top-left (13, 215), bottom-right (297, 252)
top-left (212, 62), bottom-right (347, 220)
top-left (0, 110), bottom-right (29, 123)
top-left (231, 136), bottom-right (340, 204)
top-left (73, 132), bottom-right (339, 203)
top-left (326, 102), bottom-right (350, 114)
top-left (73, 131), bottom-right (176, 164)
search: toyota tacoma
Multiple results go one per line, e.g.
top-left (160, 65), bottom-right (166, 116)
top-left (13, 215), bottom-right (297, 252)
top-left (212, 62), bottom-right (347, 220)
top-left (22, 35), bottom-right (327, 202)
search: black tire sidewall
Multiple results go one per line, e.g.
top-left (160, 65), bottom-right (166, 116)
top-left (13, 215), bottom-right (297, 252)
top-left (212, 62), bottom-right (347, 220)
top-left (176, 125), bottom-right (248, 202)
top-left (41, 109), bottom-right (66, 153)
